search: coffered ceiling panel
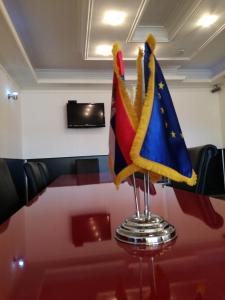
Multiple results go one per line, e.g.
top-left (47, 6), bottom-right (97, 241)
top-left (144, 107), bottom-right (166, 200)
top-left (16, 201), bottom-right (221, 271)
top-left (0, 0), bottom-right (225, 87)
top-left (2, 0), bottom-right (83, 69)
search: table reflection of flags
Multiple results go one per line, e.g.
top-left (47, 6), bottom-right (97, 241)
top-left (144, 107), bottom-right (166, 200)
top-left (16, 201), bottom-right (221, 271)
top-left (130, 34), bottom-right (197, 186)
top-left (194, 284), bottom-right (206, 300)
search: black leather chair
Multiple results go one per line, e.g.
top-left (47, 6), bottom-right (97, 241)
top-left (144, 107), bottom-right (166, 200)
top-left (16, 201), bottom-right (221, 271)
top-left (0, 159), bottom-right (21, 224)
top-left (171, 144), bottom-right (218, 195)
top-left (24, 162), bottom-right (47, 199)
top-left (75, 158), bottom-right (100, 185)
top-left (75, 158), bottom-right (99, 174)
top-left (37, 162), bottom-right (50, 185)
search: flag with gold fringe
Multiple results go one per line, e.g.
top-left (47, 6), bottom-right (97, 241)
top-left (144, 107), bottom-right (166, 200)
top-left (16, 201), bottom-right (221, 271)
top-left (133, 48), bottom-right (144, 121)
top-left (130, 34), bottom-right (197, 186)
top-left (109, 43), bottom-right (141, 187)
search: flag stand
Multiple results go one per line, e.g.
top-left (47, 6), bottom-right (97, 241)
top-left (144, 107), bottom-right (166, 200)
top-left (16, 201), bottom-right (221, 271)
top-left (115, 173), bottom-right (177, 246)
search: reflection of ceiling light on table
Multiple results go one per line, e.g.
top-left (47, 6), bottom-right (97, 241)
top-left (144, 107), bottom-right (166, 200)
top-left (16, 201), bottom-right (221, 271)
top-left (13, 257), bottom-right (25, 269)
top-left (197, 14), bottom-right (218, 28)
top-left (96, 44), bottom-right (112, 56)
top-left (102, 10), bottom-right (126, 26)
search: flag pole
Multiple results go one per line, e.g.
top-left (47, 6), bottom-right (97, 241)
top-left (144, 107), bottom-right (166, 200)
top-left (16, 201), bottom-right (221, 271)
top-left (132, 173), bottom-right (140, 219)
top-left (144, 172), bottom-right (150, 218)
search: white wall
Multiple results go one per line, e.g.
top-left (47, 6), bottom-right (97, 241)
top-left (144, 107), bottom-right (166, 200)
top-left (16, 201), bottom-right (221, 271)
top-left (170, 86), bottom-right (223, 148)
top-left (21, 85), bottom-right (223, 159)
top-left (218, 84), bottom-right (225, 148)
top-left (0, 65), bottom-right (22, 158)
top-left (21, 89), bottom-right (112, 159)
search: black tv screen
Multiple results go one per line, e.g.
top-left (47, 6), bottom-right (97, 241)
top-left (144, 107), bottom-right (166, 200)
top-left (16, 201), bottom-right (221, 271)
top-left (67, 101), bottom-right (105, 128)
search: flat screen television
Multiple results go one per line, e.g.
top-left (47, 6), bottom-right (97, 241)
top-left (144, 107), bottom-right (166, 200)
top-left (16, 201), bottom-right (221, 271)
top-left (67, 101), bottom-right (105, 128)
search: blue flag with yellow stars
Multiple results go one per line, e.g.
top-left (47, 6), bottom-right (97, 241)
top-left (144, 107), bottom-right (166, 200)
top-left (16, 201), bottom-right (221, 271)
top-left (130, 34), bottom-right (197, 186)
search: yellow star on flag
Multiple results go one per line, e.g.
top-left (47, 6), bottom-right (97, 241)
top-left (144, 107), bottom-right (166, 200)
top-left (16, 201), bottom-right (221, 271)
top-left (158, 81), bottom-right (165, 90)
top-left (158, 93), bottom-right (162, 99)
top-left (160, 107), bottom-right (165, 114)
top-left (170, 131), bottom-right (176, 138)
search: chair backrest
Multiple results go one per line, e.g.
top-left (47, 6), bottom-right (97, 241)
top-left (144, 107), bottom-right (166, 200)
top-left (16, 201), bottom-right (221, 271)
top-left (171, 144), bottom-right (218, 195)
top-left (24, 162), bottom-right (46, 199)
top-left (75, 158), bottom-right (99, 174)
top-left (191, 145), bottom-right (218, 194)
top-left (0, 159), bottom-right (21, 224)
top-left (37, 162), bottom-right (50, 185)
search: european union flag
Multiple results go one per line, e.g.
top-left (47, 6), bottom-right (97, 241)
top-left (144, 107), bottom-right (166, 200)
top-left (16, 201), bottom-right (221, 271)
top-left (130, 35), bottom-right (197, 186)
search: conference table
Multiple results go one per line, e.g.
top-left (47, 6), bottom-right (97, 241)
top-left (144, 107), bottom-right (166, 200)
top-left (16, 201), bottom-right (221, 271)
top-left (1, 173), bottom-right (225, 300)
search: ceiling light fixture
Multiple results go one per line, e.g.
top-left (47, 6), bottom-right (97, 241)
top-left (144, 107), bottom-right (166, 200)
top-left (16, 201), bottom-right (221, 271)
top-left (133, 46), bottom-right (144, 56)
top-left (197, 14), bottom-right (218, 28)
top-left (102, 10), bottom-right (127, 26)
top-left (96, 44), bottom-right (112, 56)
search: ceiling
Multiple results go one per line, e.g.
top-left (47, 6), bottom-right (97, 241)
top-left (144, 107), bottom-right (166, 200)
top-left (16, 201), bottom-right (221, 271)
top-left (0, 0), bottom-right (225, 88)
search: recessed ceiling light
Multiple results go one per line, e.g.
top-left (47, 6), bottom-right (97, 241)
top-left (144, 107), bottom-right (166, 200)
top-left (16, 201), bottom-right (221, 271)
top-left (133, 46), bottom-right (144, 56)
top-left (96, 44), bottom-right (112, 56)
top-left (197, 14), bottom-right (218, 28)
top-left (102, 10), bottom-right (127, 26)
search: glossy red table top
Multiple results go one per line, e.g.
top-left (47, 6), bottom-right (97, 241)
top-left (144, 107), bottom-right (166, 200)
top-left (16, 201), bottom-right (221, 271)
top-left (1, 174), bottom-right (225, 300)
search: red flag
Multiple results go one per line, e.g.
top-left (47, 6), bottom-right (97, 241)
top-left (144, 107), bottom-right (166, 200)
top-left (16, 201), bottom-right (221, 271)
top-left (109, 44), bottom-right (140, 187)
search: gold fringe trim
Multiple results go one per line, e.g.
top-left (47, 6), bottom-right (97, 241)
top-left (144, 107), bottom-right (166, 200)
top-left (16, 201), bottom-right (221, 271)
top-left (112, 43), bottom-right (139, 130)
top-left (111, 43), bottom-right (143, 187)
top-left (130, 38), bottom-right (197, 186)
top-left (146, 34), bottom-right (156, 52)
top-left (134, 48), bottom-right (143, 121)
top-left (114, 164), bottom-right (141, 188)
top-left (115, 167), bottom-right (160, 188)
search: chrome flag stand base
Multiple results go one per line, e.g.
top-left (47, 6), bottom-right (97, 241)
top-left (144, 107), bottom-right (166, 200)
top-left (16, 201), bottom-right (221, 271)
top-left (115, 213), bottom-right (176, 246)
top-left (115, 173), bottom-right (176, 246)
